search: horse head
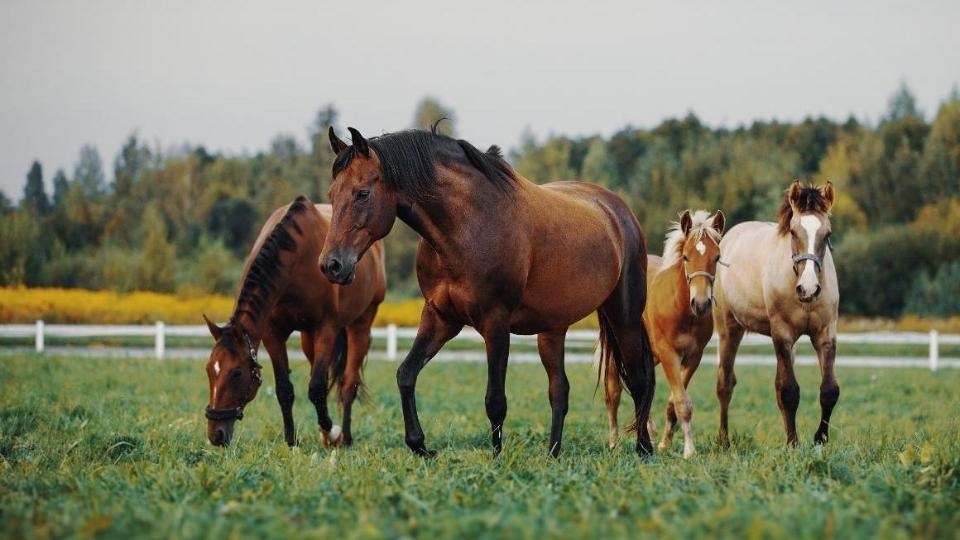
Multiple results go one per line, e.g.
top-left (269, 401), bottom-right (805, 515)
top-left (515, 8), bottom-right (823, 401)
top-left (203, 314), bottom-right (263, 446)
top-left (321, 127), bottom-right (400, 284)
top-left (782, 181), bottom-right (834, 303)
top-left (679, 209), bottom-right (725, 317)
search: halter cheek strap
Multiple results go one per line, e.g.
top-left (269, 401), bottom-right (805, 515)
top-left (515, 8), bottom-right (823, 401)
top-left (204, 330), bottom-right (263, 422)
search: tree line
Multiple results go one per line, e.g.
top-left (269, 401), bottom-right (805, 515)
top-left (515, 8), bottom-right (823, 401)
top-left (2, 85), bottom-right (959, 318)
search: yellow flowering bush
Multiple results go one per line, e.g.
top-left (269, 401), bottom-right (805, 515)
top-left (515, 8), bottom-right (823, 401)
top-left (0, 288), bottom-right (605, 328)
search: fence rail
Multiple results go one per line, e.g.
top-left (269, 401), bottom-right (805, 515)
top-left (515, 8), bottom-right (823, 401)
top-left (1, 322), bottom-right (958, 370)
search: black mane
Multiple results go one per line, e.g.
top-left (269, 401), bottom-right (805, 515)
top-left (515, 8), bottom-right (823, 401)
top-left (332, 128), bottom-right (518, 200)
top-left (233, 196), bottom-right (309, 322)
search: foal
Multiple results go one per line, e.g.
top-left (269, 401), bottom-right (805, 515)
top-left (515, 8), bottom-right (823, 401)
top-left (606, 209), bottom-right (724, 457)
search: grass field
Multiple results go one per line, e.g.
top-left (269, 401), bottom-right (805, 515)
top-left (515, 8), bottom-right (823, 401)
top-left (1, 353), bottom-right (958, 539)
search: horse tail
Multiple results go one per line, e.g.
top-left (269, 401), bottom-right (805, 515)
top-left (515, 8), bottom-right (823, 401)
top-left (595, 297), bottom-right (655, 437)
top-left (624, 319), bottom-right (655, 434)
top-left (327, 328), bottom-right (349, 395)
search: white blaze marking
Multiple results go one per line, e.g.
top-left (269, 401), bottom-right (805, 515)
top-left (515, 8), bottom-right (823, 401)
top-left (800, 215), bottom-right (821, 255)
top-left (214, 360), bottom-right (221, 375)
top-left (798, 214), bottom-right (822, 292)
top-left (695, 241), bottom-right (706, 255)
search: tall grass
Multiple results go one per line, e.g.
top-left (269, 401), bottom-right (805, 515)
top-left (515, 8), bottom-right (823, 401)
top-left (1, 354), bottom-right (957, 539)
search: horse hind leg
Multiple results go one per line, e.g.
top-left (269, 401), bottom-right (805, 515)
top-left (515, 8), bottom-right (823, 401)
top-left (538, 330), bottom-right (570, 458)
top-left (813, 334), bottom-right (840, 444)
top-left (336, 307), bottom-right (378, 447)
top-left (306, 326), bottom-right (341, 444)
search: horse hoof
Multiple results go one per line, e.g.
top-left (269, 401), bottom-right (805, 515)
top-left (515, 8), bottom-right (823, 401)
top-left (415, 447), bottom-right (437, 459)
top-left (321, 425), bottom-right (342, 448)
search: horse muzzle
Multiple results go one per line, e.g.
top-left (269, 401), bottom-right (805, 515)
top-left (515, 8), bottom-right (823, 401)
top-left (796, 284), bottom-right (822, 303)
top-left (690, 296), bottom-right (713, 317)
top-left (207, 419), bottom-right (236, 446)
top-left (320, 252), bottom-right (356, 285)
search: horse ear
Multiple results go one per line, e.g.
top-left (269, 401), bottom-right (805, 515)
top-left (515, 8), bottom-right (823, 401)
top-left (329, 126), bottom-right (348, 155)
top-left (787, 180), bottom-right (804, 212)
top-left (822, 181), bottom-right (836, 210)
top-left (347, 127), bottom-right (370, 157)
top-left (712, 210), bottom-right (726, 234)
top-left (203, 314), bottom-right (222, 341)
top-left (680, 210), bottom-right (693, 236)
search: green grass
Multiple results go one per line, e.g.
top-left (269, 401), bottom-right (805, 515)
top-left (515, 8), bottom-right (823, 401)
top-left (1, 354), bottom-right (958, 539)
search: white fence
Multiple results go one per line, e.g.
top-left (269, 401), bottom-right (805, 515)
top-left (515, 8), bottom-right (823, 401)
top-left (0, 322), bottom-right (958, 370)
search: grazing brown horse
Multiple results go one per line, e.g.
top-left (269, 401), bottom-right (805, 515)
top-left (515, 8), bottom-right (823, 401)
top-left (604, 209), bottom-right (724, 458)
top-left (320, 126), bottom-right (656, 458)
top-left (204, 196), bottom-right (386, 448)
top-left (713, 181), bottom-right (839, 447)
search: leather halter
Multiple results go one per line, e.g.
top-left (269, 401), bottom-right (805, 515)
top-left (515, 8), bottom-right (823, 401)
top-left (204, 330), bottom-right (263, 422)
top-left (791, 253), bottom-right (823, 274)
top-left (685, 270), bottom-right (716, 284)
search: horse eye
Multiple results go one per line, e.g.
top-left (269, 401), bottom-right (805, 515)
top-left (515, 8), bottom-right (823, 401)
top-left (356, 189), bottom-right (370, 202)
top-left (230, 369), bottom-right (244, 383)
top-left (682, 255), bottom-right (689, 262)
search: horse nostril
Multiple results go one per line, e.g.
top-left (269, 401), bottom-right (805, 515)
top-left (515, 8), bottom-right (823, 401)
top-left (796, 285), bottom-right (804, 297)
top-left (326, 258), bottom-right (342, 278)
top-left (210, 427), bottom-right (228, 446)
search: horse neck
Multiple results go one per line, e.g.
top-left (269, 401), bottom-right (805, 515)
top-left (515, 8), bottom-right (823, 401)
top-left (397, 166), bottom-right (515, 258)
top-left (656, 262), bottom-right (691, 311)
top-left (231, 226), bottom-right (318, 341)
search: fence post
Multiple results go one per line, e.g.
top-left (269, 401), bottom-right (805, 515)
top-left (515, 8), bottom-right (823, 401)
top-left (155, 321), bottom-right (165, 360)
top-left (929, 329), bottom-right (939, 372)
top-left (36, 320), bottom-right (44, 353)
top-left (387, 324), bottom-right (398, 361)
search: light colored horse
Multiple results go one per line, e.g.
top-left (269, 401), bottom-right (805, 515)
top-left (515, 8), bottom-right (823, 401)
top-left (714, 181), bottom-right (839, 447)
top-left (604, 209), bottom-right (725, 458)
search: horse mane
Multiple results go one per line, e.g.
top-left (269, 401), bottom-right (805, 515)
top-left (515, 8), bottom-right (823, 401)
top-left (332, 126), bottom-right (518, 201)
top-left (232, 196), bottom-right (310, 323)
top-left (777, 183), bottom-right (832, 235)
top-left (661, 210), bottom-right (723, 268)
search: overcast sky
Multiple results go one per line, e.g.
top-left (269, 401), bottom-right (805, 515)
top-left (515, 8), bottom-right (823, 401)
top-left (1, 0), bottom-right (958, 202)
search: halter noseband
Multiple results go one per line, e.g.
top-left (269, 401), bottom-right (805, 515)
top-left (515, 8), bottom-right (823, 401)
top-left (791, 253), bottom-right (822, 272)
top-left (685, 270), bottom-right (716, 284)
top-left (205, 330), bottom-right (263, 422)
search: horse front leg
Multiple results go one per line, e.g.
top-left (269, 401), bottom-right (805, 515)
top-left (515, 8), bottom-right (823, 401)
top-left (772, 333), bottom-right (800, 446)
top-left (397, 305), bottom-right (462, 457)
top-left (812, 331), bottom-right (839, 444)
top-left (263, 331), bottom-right (297, 447)
top-left (657, 350), bottom-right (690, 456)
top-left (601, 344), bottom-right (624, 450)
top-left (716, 319), bottom-right (743, 449)
top-left (480, 316), bottom-right (512, 457)
top-left (537, 329), bottom-right (569, 458)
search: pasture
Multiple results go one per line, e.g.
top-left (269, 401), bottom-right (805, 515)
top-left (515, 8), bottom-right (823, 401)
top-left (1, 353), bottom-right (958, 539)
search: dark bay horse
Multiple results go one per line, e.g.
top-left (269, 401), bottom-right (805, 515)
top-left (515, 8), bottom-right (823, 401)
top-left (713, 181), bottom-right (839, 447)
top-left (605, 209), bottom-right (724, 458)
top-left (320, 126), bottom-right (656, 458)
top-left (204, 196), bottom-right (386, 448)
